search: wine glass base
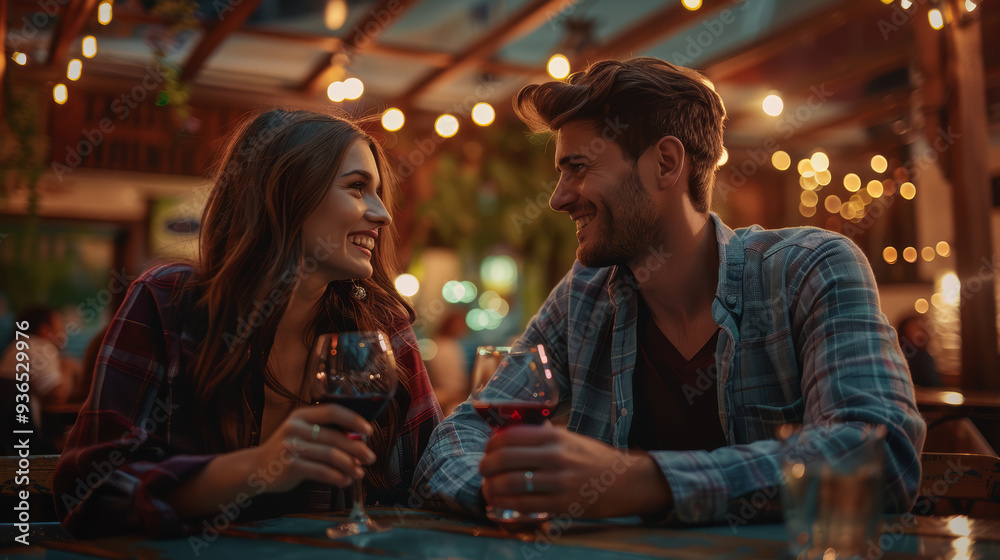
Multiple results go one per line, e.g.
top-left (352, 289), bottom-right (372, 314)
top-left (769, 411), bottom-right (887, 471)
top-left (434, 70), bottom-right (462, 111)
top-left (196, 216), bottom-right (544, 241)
top-left (486, 507), bottom-right (550, 526)
top-left (326, 519), bottom-right (392, 538)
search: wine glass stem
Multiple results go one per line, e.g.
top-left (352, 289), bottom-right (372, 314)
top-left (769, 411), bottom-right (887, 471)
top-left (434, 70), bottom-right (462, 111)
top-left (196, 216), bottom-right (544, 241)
top-left (348, 435), bottom-right (370, 524)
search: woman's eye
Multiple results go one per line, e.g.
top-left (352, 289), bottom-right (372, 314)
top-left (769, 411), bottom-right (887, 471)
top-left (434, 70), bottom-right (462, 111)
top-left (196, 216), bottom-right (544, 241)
top-left (352, 182), bottom-right (366, 192)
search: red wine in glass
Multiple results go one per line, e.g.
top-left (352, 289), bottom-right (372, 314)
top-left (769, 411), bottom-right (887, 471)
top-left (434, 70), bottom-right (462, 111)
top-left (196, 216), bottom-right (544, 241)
top-left (470, 344), bottom-right (559, 527)
top-left (472, 401), bottom-right (553, 431)
top-left (307, 331), bottom-right (398, 537)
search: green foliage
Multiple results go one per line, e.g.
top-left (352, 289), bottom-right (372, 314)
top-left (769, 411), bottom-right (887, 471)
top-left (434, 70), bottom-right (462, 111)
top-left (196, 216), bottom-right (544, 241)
top-left (418, 124), bottom-right (578, 323)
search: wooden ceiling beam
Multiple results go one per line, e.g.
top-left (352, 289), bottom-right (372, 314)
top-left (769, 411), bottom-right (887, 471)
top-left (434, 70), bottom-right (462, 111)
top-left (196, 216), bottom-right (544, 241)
top-left (180, 0), bottom-right (262, 83)
top-left (577, 0), bottom-right (742, 67)
top-left (299, 0), bottom-right (421, 94)
top-left (45, 0), bottom-right (98, 67)
top-left (703, 0), bottom-right (887, 82)
top-left (394, 0), bottom-right (567, 108)
top-left (790, 86), bottom-right (911, 144)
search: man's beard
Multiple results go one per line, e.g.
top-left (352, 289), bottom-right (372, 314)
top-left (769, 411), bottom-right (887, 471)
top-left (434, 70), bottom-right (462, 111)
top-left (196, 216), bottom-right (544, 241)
top-left (576, 166), bottom-right (662, 269)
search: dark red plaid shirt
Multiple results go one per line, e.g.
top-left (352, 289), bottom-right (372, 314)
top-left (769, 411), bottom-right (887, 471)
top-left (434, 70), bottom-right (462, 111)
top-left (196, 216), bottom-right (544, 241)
top-left (54, 264), bottom-right (441, 538)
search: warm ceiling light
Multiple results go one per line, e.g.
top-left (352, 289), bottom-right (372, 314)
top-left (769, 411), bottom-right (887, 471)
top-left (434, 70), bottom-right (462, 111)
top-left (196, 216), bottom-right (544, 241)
top-left (900, 181), bottom-right (916, 200)
top-left (53, 84), bottom-right (68, 104)
top-left (82, 36), bottom-right (97, 58)
top-left (327, 81), bottom-right (346, 102)
top-left (381, 108), bottom-right (404, 131)
top-left (682, 0), bottom-right (702, 10)
top-left (936, 241), bottom-right (951, 257)
top-left (870, 155), bottom-right (888, 173)
top-left (867, 180), bottom-right (884, 198)
top-left (343, 77), bottom-right (364, 100)
top-left (881, 0), bottom-right (893, 4)
top-left (325, 0), bottom-right (348, 29)
top-left (844, 173), bottom-right (861, 192)
top-left (800, 190), bottom-right (818, 207)
top-left (810, 151), bottom-right (829, 173)
top-left (883, 247), bottom-right (898, 264)
top-left (928, 9), bottom-right (944, 29)
top-left (762, 94), bottom-right (783, 117)
top-left (717, 148), bottom-right (728, 166)
top-left (824, 195), bottom-right (842, 214)
top-left (914, 298), bottom-right (928, 314)
top-left (98, 1), bottom-right (113, 25)
top-left (771, 150), bottom-right (790, 170)
top-left (922, 247), bottom-right (936, 262)
top-left (67, 59), bottom-right (82, 81)
top-left (547, 54), bottom-right (570, 79)
top-left (12, 52), bottom-right (27, 65)
top-left (901, 0), bottom-right (913, 8)
top-left (965, 0), bottom-right (978, 13)
top-left (471, 102), bottom-right (495, 126)
top-left (435, 114), bottom-right (459, 138)
top-left (903, 247), bottom-right (918, 263)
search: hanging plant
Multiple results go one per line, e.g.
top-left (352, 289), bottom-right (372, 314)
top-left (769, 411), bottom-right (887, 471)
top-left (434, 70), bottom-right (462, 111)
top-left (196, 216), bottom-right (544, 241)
top-left (0, 79), bottom-right (48, 220)
top-left (146, 0), bottom-right (199, 132)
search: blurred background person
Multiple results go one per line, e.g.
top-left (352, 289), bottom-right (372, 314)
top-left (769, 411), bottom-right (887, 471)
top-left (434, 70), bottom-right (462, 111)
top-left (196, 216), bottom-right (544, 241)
top-left (897, 314), bottom-right (943, 388)
top-left (0, 305), bottom-right (76, 453)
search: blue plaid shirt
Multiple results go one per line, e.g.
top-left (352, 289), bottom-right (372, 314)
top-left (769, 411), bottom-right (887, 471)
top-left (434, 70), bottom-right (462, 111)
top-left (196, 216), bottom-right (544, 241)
top-left (414, 214), bottom-right (925, 523)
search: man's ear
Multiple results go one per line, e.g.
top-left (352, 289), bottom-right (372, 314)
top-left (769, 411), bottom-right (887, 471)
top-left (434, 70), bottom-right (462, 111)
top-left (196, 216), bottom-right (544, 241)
top-left (654, 136), bottom-right (685, 191)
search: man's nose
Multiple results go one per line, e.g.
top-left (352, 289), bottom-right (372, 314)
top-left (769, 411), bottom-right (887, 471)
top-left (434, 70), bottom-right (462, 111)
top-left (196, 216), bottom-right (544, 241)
top-left (549, 176), bottom-right (579, 213)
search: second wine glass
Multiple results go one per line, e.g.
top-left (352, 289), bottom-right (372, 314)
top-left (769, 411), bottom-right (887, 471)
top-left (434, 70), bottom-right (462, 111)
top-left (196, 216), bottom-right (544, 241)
top-left (470, 343), bottom-right (558, 526)
top-left (307, 331), bottom-right (397, 538)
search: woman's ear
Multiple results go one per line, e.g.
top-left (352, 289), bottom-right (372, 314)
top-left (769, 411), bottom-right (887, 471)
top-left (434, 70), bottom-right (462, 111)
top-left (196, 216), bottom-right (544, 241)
top-left (655, 136), bottom-right (685, 191)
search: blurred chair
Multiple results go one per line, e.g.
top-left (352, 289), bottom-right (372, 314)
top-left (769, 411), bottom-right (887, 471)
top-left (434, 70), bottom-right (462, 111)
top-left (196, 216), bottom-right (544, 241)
top-left (915, 452), bottom-right (1000, 518)
top-left (0, 454), bottom-right (70, 541)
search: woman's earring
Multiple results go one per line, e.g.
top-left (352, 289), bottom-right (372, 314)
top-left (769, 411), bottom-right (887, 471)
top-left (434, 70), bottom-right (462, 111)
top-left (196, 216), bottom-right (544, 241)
top-left (351, 280), bottom-right (367, 301)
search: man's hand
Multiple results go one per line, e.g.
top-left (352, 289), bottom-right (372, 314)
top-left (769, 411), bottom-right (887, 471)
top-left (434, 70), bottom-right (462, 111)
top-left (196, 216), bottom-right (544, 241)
top-left (478, 423), bottom-right (672, 518)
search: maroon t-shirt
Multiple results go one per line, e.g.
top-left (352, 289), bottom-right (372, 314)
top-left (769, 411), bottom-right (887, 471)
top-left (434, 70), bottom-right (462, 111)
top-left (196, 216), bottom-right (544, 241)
top-left (628, 297), bottom-right (728, 452)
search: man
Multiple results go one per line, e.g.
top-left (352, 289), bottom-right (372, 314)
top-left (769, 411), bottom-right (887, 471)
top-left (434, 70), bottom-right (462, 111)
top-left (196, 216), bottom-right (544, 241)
top-left (414, 57), bottom-right (925, 522)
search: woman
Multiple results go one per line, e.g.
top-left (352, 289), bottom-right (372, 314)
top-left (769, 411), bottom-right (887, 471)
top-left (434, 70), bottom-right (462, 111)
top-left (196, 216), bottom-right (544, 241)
top-left (54, 109), bottom-right (442, 538)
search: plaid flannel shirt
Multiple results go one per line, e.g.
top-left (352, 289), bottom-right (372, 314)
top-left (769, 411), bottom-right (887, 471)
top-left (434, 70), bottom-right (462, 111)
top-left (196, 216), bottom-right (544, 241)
top-left (414, 213), bottom-right (925, 522)
top-left (54, 264), bottom-right (441, 537)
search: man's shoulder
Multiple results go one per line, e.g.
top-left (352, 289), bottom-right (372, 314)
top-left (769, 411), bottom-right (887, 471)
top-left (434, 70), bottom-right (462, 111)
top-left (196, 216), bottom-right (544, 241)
top-left (733, 224), bottom-right (855, 260)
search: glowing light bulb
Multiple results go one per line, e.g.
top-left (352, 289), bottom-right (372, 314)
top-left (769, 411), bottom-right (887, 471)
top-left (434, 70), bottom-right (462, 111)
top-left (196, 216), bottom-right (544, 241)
top-left (381, 108), bottom-right (404, 131)
top-left (929, 9), bottom-right (944, 29)
top-left (547, 54), bottom-right (570, 79)
top-left (98, 1), bottom-right (113, 25)
top-left (53, 84), bottom-right (68, 104)
top-left (762, 94), bottom-right (783, 117)
top-left (471, 102), bottom-right (495, 126)
top-left (82, 36), bottom-right (97, 58)
top-left (435, 114), bottom-right (459, 138)
top-left (67, 59), bottom-right (82, 81)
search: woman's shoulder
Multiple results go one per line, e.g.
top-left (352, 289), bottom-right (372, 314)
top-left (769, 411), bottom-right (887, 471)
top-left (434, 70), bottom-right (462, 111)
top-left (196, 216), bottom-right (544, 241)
top-left (137, 262), bottom-right (198, 287)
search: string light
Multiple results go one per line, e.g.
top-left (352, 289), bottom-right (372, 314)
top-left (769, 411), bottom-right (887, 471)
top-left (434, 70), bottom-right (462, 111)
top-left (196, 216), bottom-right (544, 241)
top-left (762, 94), bottom-right (783, 117)
top-left (883, 247), bottom-right (898, 264)
top-left (547, 54), bottom-right (570, 79)
top-left (53, 84), bottom-right (68, 104)
top-left (82, 36), bottom-right (97, 58)
top-left (772, 150), bottom-right (790, 170)
top-left (928, 9), bottom-right (944, 29)
top-left (342, 77), bottom-right (364, 100)
top-left (682, 0), bottom-right (702, 10)
top-left (435, 114), bottom-right (459, 138)
top-left (67, 59), bottom-right (82, 81)
top-left (98, 1), bottom-right (113, 25)
top-left (12, 52), bottom-right (27, 65)
top-left (471, 102), bottom-right (495, 126)
top-left (381, 108), bottom-right (404, 131)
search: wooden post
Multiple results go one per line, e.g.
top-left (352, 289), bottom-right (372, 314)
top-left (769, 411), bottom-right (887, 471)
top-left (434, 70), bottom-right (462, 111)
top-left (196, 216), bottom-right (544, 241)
top-left (1, 0), bottom-right (7, 120)
top-left (942, 0), bottom-right (1000, 390)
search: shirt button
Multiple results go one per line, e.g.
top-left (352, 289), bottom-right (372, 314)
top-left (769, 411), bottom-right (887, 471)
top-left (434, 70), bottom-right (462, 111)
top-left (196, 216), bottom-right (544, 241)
top-left (726, 294), bottom-right (738, 307)
top-left (621, 408), bottom-right (628, 416)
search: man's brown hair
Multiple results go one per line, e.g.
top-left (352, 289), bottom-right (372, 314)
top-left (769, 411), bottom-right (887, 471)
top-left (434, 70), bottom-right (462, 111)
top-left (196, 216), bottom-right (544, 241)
top-left (513, 57), bottom-right (726, 212)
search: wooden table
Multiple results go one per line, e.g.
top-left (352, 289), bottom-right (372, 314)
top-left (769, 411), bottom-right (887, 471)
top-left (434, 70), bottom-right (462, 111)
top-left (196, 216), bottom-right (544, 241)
top-left (5, 507), bottom-right (1000, 559)
top-left (914, 387), bottom-right (1000, 420)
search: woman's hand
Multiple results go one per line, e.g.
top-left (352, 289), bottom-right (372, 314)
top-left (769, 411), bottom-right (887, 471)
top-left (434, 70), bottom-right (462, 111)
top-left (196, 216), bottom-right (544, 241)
top-left (251, 404), bottom-right (377, 494)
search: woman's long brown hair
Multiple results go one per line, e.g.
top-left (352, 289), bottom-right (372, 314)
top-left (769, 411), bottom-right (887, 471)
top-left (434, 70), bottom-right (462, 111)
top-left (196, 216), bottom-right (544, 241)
top-left (188, 108), bottom-right (415, 483)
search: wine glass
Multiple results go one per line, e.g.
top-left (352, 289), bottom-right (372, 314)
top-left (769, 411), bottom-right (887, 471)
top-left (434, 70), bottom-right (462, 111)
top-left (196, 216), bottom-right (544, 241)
top-left (470, 345), bottom-right (512, 394)
top-left (307, 331), bottom-right (398, 538)
top-left (470, 343), bottom-right (559, 526)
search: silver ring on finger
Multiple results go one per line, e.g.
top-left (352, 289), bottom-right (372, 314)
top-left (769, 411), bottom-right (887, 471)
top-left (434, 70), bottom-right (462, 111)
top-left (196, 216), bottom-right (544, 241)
top-left (311, 423), bottom-right (321, 441)
top-left (524, 470), bottom-right (534, 493)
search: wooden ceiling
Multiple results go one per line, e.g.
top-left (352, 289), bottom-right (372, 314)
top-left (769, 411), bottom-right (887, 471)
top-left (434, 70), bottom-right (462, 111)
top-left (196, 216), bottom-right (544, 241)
top-left (3, 0), bottom-right (998, 175)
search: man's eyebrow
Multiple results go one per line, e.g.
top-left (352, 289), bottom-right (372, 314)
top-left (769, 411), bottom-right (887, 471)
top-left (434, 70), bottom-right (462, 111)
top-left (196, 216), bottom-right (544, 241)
top-left (556, 154), bottom-right (589, 170)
